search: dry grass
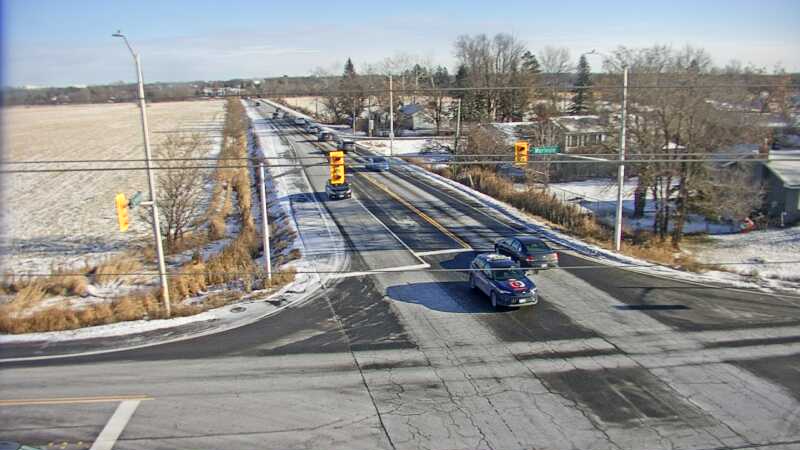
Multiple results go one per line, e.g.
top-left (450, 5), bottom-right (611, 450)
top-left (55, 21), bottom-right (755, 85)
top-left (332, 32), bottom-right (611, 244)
top-left (93, 255), bottom-right (143, 285)
top-left (0, 289), bottom-right (164, 334)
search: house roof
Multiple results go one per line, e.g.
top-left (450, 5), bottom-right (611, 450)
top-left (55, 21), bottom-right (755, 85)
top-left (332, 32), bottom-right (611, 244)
top-left (399, 103), bottom-right (424, 115)
top-left (551, 115), bottom-right (608, 134)
top-left (765, 150), bottom-right (800, 188)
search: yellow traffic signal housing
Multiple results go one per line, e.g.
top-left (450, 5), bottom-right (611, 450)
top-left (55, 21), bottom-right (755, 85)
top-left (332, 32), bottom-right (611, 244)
top-left (514, 141), bottom-right (529, 167)
top-left (329, 150), bottom-right (346, 185)
top-left (115, 193), bottom-right (129, 232)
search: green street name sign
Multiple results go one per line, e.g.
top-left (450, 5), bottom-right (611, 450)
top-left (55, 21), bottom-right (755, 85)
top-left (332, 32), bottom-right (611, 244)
top-left (531, 146), bottom-right (559, 154)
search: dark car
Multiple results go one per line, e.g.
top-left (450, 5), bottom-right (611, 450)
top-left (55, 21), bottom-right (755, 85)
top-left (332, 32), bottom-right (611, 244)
top-left (469, 254), bottom-right (538, 309)
top-left (325, 181), bottom-right (352, 200)
top-left (366, 156), bottom-right (390, 171)
top-left (494, 236), bottom-right (559, 270)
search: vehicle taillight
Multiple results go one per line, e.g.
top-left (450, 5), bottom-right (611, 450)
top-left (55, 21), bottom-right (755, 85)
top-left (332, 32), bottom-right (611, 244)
top-left (526, 256), bottom-right (535, 261)
top-left (553, 253), bottom-right (559, 262)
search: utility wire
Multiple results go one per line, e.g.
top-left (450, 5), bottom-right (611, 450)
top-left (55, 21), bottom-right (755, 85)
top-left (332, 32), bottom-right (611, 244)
top-left (1, 152), bottom-right (784, 165)
top-left (5, 260), bottom-right (800, 278)
top-left (2, 158), bottom-right (796, 174)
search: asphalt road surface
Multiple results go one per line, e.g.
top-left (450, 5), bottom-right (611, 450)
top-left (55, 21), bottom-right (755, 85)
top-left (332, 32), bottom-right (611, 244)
top-left (2, 103), bottom-right (799, 450)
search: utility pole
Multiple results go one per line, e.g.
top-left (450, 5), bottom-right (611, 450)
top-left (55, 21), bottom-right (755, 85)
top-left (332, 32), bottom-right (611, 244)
top-left (389, 75), bottom-right (394, 157)
top-left (454, 98), bottom-right (462, 152)
top-left (258, 161), bottom-right (272, 283)
top-left (614, 65), bottom-right (629, 252)
top-left (113, 31), bottom-right (171, 317)
top-left (352, 98), bottom-right (356, 134)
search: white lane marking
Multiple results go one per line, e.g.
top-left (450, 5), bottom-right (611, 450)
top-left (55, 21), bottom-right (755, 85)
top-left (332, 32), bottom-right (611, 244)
top-left (329, 263), bottom-right (431, 280)
top-left (415, 248), bottom-right (474, 257)
top-left (90, 399), bottom-right (141, 450)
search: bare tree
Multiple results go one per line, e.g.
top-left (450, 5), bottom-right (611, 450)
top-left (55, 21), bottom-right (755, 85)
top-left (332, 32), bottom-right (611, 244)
top-left (540, 46), bottom-right (572, 111)
top-left (602, 45), bottom-right (765, 248)
top-left (143, 134), bottom-right (210, 251)
top-left (454, 33), bottom-right (529, 121)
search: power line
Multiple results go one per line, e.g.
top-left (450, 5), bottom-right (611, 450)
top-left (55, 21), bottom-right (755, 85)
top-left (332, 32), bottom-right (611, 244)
top-left (4, 260), bottom-right (800, 277)
top-left (1, 152), bottom-right (784, 165)
top-left (2, 157), bottom-right (796, 174)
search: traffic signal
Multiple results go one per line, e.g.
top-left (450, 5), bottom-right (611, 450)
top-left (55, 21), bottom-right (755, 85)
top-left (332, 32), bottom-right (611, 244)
top-left (514, 141), bottom-right (529, 167)
top-left (115, 193), bottom-right (129, 232)
top-left (329, 150), bottom-right (346, 185)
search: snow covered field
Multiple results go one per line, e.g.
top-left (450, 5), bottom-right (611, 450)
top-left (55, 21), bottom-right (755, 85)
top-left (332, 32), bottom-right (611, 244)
top-left (1, 101), bottom-right (225, 274)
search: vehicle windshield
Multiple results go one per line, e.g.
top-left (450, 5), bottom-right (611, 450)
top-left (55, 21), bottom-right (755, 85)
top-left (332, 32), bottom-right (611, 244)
top-left (524, 241), bottom-right (550, 252)
top-left (371, 157), bottom-right (386, 163)
top-left (329, 183), bottom-right (350, 191)
top-left (492, 268), bottom-right (526, 281)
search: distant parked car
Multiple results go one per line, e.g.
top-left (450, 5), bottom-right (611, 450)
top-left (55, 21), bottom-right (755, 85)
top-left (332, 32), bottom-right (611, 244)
top-left (469, 253), bottom-right (538, 309)
top-left (294, 117), bottom-right (306, 125)
top-left (366, 156), bottom-right (390, 172)
top-left (325, 181), bottom-right (352, 200)
top-left (340, 140), bottom-right (356, 152)
top-left (494, 236), bottom-right (559, 270)
top-left (496, 163), bottom-right (526, 182)
top-left (272, 111), bottom-right (279, 119)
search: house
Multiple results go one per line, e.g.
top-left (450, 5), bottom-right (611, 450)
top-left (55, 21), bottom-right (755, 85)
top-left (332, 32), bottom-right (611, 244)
top-left (398, 103), bottom-right (435, 130)
top-left (762, 149), bottom-right (800, 224)
top-left (550, 115), bottom-right (609, 152)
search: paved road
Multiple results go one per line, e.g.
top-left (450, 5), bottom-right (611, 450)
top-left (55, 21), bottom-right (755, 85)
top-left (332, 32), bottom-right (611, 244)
top-left (2, 102), bottom-right (799, 450)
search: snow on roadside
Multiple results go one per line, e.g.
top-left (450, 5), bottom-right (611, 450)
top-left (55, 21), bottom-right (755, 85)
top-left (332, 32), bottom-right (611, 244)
top-left (392, 160), bottom-right (800, 294)
top-left (246, 101), bottom-right (347, 288)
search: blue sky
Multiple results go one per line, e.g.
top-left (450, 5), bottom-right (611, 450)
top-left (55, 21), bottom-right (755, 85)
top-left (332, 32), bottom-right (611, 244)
top-left (3, 0), bottom-right (799, 87)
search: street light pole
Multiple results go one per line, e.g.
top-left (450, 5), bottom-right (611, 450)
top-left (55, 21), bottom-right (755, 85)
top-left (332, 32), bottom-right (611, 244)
top-left (113, 31), bottom-right (171, 317)
top-left (389, 74), bottom-right (394, 157)
top-left (614, 66), bottom-right (628, 252)
top-left (582, 49), bottom-right (628, 252)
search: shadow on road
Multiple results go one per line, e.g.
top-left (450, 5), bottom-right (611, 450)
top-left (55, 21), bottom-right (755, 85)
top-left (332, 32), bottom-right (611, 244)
top-left (386, 281), bottom-right (509, 314)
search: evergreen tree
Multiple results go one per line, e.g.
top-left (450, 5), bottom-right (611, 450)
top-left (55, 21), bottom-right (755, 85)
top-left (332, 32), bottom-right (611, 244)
top-left (343, 58), bottom-right (356, 78)
top-left (568, 55), bottom-right (593, 115)
top-left (521, 51), bottom-right (541, 74)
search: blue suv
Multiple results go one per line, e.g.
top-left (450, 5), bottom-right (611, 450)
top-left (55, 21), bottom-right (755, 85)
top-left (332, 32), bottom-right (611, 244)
top-left (469, 254), bottom-right (538, 309)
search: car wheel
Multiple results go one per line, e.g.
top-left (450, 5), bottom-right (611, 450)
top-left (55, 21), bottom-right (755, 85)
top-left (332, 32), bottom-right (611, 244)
top-left (469, 274), bottom-right (476, 290)
top-left (490, 292), bottom-right (498, 310)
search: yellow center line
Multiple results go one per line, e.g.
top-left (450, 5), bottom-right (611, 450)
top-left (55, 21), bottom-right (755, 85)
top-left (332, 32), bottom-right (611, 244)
top-left (0, 395), bottom-right (153, 406)
top-left (359, 173), bottom-right (471, 250)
